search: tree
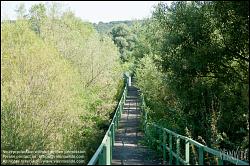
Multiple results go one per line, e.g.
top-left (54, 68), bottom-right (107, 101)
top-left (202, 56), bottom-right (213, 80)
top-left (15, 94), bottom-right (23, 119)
top-left (2, 3), bottom-right (123, 164)
top-left (29, 3), bottom-right (47, 36)
top-left (110, 23), bottom-right (137, 62)
top-left (134, 1), bottom-right (249, 152)
top-left (15, 3), bottom-right (27, 20)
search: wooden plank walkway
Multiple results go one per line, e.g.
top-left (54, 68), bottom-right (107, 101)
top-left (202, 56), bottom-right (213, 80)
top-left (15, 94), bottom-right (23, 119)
top-left (112, 84), bottom-right (162, 165)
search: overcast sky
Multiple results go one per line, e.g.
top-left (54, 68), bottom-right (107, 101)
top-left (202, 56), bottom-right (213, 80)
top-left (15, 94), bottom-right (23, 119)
top-left (1, 1), bottom-right (172, 23)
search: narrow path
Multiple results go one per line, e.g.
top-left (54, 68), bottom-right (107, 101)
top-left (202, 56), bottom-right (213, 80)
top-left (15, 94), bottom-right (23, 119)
top-left (112, 83), bottom-right (162, 165)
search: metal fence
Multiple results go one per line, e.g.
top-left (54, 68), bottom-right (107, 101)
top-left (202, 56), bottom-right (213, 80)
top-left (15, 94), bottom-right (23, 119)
top-left (87, 82), bottom-right (128, 165)
top-left (140, 93), bottom-right (249, 165)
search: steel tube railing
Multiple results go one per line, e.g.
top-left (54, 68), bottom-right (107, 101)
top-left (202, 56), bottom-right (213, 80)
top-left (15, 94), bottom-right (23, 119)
top-left (140, 93), bottom-right (249, 165)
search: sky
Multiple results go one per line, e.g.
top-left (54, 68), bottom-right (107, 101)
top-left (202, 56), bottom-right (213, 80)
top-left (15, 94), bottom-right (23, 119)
top-left (1, 1), bottom-right (172, 23)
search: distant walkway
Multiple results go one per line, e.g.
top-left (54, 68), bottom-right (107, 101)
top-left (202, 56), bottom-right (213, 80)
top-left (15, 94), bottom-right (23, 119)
top-left (112, 83), bottom-right (162, 165)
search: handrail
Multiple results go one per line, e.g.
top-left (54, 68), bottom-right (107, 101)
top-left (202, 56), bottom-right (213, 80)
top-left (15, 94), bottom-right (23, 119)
top-left (87, 80), bottom-right (128, 165)
top-left (140, 93), bottom-right (249, 165)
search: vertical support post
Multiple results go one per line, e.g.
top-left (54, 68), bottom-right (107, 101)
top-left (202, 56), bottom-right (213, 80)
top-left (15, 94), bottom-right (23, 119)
top-left (163, 130), bottom-right (167, 165)
top-left (106, 134), bottom-right (111, 165)
top-left (98, 148), bottom-right (104, 165)
top-left (125, 84), bottom-right (127, 99)
top-left (108, 131), bottom-right (112, 164)
top-left (120, 103), bottom-right (122, 115)
top-left (114, 117), bottom-right (117, 129)
top-left (128, 75), bottom-right (131, 86)
top-left (117, 105), bottom-right (120, 128)
top-left (185, 139), bottom-right (190, 165)
top-left (217, 151), bottom-right (224, 165)
top-left (111, 123), bottom-right (115, 146)
top-left (169, 134), bottom-right (173, 165)
top-left (198, 147), bottom-right (204, 165)
top-left (103, 145), bottom-right (107, 164)
top-left (157, 128), bottom-right (160, 151)
top-left (176, 136), bottom-right (180, 165)
top-left (115, 113), bottom-right (118, 129)
top-left (121, 95), bottom-right (124, 111)
top-left (218, 157), bottom-right (223, 165)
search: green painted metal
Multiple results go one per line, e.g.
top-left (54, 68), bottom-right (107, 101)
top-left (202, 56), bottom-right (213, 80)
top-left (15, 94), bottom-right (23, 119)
top-left (103, 145), bottom-right (107, 164)
top-left (144, 123), bottom-right (249, 165)
top-left (106, 132), bottom-right (111, 165)
top-left (117, 105), bottom-right (120, 127)
top-left (169, 134), bottom-right (173, 165)
top-left (218, 157), bottom-right (223, 165)
top-left (88, 77), bottom-right (249, 165)
top-left (98, 147), bottom-right (104, 165)
top-left (140, 93), bottom-right (249, 165)
top-left (185, 139), bottom-right (190, 164)
top-left (163, 130), bottom-right (167, 165)
top-left (176, 136), bottom-right (180, 165)
top-left (109, 129), bottom-right (113, 162)
top-left (119, 104), bottom-right (122, 118)
top-left (116, 111), bottom-right (119, 129)
top-left (111, 123), bottom-right (115, 146)
top-left (199, 147), bottom-right (204, 165)
top-left (87, 79), bottom-right (128, 165)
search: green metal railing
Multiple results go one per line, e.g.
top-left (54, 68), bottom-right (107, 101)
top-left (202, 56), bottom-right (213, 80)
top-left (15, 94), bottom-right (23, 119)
top-left (87, 82), bottom-right (128, 165)
top-left (87, 80), bottom-right (248, 165)
top-left (140, 93), bottom-right (249, 165)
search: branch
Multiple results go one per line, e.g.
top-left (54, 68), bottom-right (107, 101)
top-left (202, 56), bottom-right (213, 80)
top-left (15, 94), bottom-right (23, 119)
top-left (221, 34), bottom-right (249, 62)
top-left (85, 69), bottom-right (104, 88)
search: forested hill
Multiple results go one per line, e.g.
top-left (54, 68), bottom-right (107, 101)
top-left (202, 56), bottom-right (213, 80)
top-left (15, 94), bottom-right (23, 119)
top-left (93, 20), bottom-right (143, 34)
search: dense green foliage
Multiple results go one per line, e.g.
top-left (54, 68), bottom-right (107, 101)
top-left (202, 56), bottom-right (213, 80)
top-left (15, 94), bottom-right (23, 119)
top-left (95, 20), bottom-right (143, 64)
top-left (110, 23), bottom-right (138, 62)
top-left (93, 20), bottom-right (142, 34)
top-left (1, 2), bottom-right (123, 164)
top-left (133, 1), bottom-right (249, 154)
top-left (1, 1), bottom-right (249, 164)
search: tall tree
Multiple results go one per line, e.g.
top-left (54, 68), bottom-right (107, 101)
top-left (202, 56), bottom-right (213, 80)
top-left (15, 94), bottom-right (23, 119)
top-left (29, 3), bottom-right (47, 36)
top-left (134, 1), bottom-right (249, 151)
top-left (110, 23), bottom-right (137, 62)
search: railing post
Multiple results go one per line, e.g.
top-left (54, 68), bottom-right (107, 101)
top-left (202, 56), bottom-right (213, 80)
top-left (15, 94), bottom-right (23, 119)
top-left (125, 84), bottom-right (127, 98)
top-left (108, 131), bottom-right (112, 164)
top-left (128, 75), bottom-right (131, 86)
top-left (115, 113), bottom-right (118, 129)
top-left (198, 147), bottom-right (204, 165)
top-left (218, 157), bottom-right (223, 165)
top-left (117, 105), bottom-right (120, 128)
top-left (177, 136), bottom-right (180, 165)
top-left (111, 123), bottom-right (115, 146)
top-left (106, 133), bottom-right (111, 165)
top-left (98, 148), bottom-right (104, 165)
top-left (169, 134), bottom-right (173, 165)
top-left (103, 145), bottom-right (107, 165)
top-left (163, 130), bottom-right (167, 165)
top-left (121, 95), bottom-right (124, 111)
top-left (114, 117), bottom-right (117, 129)
top-left (120, 103), bottom-right (122, 115)
top-left (185, 139), bottom-right (190, 165)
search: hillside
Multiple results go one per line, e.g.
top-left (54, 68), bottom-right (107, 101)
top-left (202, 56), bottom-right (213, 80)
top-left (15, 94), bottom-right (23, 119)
top-left (93, 20), bottom-right (143, 34)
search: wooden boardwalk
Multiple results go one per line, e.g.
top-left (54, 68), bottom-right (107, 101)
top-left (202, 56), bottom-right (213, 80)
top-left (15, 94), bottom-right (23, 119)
top-left (112, 84), bottom-right (162, 165)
